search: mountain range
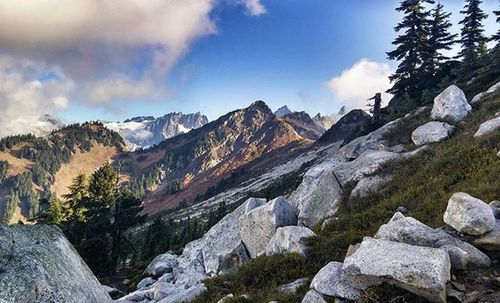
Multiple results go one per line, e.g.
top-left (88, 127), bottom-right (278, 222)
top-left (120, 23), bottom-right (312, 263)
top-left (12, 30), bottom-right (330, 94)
top-left (104, 112), bottom-right (209, 150)
top-left (0, 100), bottom-right (346, 222)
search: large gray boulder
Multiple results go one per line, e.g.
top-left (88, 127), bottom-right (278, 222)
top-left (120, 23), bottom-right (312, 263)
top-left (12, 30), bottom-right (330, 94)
top-left (239, 196), bottom-right (298, 258)
top-left (144, 253), bottom-right (178, 277)
top-left (431, 85), bottom-right (471, 122)
top-left (375, 213), bottom-right (491, 268)
top-left (0, 224), bottom-right (112, 303)
top-left (173, 239), bottom-right (207, 288)
top-left (411, 121), bottom-right (455, 146)
top-left (289, 162), bottom-right (343, 227)
top-left (350, 175), bottom-right (391, 198)
top-left (310, 261), bottom-right (361, 300)
top-left (473, 117), bottom-right (500, 138)
top-left (343, 237), bottom-right (451, 303)
top-left (443, 192), bottom-right (496, 236)
top-left (202, 197), bottom-right (266, 275)
top-left (265, 226), bottom-right (316, 257)
top-left (333, 150), bottom-right (400, 186)
top-left (301, 290), bottom-right (327, 303)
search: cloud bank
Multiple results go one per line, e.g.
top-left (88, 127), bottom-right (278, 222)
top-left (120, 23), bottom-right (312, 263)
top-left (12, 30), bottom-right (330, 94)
top-left (0, 0), bottom-right (266, 137)
top-left (0, 55), bottom-right (73, 138)
top-left (326, 59), bottom-right (393, 109)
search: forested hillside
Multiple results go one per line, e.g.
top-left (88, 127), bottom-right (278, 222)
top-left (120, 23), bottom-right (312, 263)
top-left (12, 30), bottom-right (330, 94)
top-left (0, 122), bottom-right (124, 223)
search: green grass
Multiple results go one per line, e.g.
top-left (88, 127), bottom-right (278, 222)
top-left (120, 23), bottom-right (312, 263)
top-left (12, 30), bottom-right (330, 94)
top-left (194, 93), bottom-right (500, 302)
top-left (310, 93), bottom-right (500, 265)
top-left (191, 253), bottom-right (322, 303)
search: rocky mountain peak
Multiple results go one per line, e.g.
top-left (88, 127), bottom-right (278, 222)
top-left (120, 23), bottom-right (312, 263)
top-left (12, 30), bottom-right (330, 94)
top-left (274, 105), bottom-right (293, 117)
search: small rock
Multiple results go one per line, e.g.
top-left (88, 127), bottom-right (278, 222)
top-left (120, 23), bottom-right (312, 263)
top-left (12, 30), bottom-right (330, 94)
top-left (216, 294), bottom-right (234, 303)
top-left (301, 290), bottom-right (327, 303)
top-left (144, 253), bottom-right (178, 277)
top-left (343, 237), bottom-right (451, 303)
top-left (396, 206), bottom-right (409, 215)
top-left (431, 85), bottom-right (471, 122)
top-left (152, 282), bottom-right (182, 301)
top-left (472, 220), bottom-right (500, 251)
top-left (137, 277), bottom-right (156, 290)
top-left (278, 278), bottom-right (309, 295)
top-left (265, 226), bottom-right (316, 257)
top-left (310, 261), bottom-right (362, 300)
top-left (487, 81), bottom-right (500, 93)
top-left (474, 117), bottom-right (500, 138)
top-left (443, 192), bottom-right (496, 236)
top-left (350, 175), bottom-right (392, 198)
top-left (239, 196), bottom-right (298, 258)
top-left (490, 201), bottom-right (500, 218)
top-left (411, 121), bottom-right (455, 146)
top-left (439, 245), bottom-right (469, 270)
top-left (157, 284), bottom-right (206, 303)
top-left (471, 92), bottom-right (487, 104)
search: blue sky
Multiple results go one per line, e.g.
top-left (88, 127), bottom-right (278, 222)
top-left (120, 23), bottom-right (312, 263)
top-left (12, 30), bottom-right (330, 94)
top-left (0, 0), bottom-right (498, 135)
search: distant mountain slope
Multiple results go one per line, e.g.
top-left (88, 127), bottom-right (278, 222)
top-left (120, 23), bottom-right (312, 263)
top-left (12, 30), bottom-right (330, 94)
top-left (274, 105), bottom-right (293, 117)
top-left (105, 112), bottom-right (208, 150)
top-left (317, 109), bottom-right (372, 145)
top-left (119, 101), bottom-right (314, 215)
top-left (313, 105), bottom-right (347, 130)
top-left (0, 123), bottom-right (124, 223)
top-left (278, 111), bottom-right (325, 140)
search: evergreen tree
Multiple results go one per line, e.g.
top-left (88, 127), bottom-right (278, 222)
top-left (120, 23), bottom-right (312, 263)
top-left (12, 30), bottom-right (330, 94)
top-left (0, 160), bottom-right (9, 184)
top-left (110, 190), bottom-right (145, 272)
top-left (38, 197), bottom-right (65, 226)
top-left (63, 174), bottom-right (88, 222)
top-left (387, 0), bottom-right (435, 102)
top-left (0, 192), bottom-right (19, 223)
top-left (493, 9), bottom-right (500, 42)
top-left (458, 0), bottom-right (488, 65)
top-left (87, 162), bottom-right (118, 209)
top-left (424, 3), bottom-right (457, 76)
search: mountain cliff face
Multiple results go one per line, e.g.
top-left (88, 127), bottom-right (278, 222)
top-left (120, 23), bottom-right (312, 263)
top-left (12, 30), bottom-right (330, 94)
top-left (278, 111), bottom-right (325, 140)
top-left (121, 101), bottom-right (313, 215)
top-left (105, 112), bottom-right (208, 150)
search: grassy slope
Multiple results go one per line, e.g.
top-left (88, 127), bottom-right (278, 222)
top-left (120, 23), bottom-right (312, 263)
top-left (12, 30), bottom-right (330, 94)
top-left (51, 144), bottom-right (118, 198)
top-left (193, 93), bottom-right (500, 303)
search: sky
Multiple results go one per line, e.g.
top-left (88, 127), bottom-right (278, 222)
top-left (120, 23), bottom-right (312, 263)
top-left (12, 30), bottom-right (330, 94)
top-left (0, 0), bottom-right (498, 137)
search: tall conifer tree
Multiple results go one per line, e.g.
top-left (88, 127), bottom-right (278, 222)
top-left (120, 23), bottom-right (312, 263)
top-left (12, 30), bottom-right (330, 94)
top-left (492, 9), bottom-right (500, 42)
top-left (387, 0), bottom-right (435, 102)
top-left (458, 0), bottom-right (488, 65)
top-left (424, 3), bottom-right (457, 76)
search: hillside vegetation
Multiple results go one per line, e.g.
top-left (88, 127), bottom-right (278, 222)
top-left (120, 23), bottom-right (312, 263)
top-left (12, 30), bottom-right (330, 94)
top-left (191, 88), bottom-right (500, 303)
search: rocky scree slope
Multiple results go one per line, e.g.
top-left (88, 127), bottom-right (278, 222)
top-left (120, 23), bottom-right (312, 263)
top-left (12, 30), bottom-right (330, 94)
top-left (119, 83), bottom-right (500, 303)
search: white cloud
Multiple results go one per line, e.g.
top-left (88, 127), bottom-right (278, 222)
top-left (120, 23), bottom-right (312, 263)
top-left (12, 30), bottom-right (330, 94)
top-left (0, 0), bottom-right (218, 104)
top-left (238, 0), bottom-right (267, 16)
top-left (53, 96), bottom-right (69, 109)
top-left (326, 59), bottom-right (393, 109)
top-left (0, 55), bottom-right (73, 137)
top-left (88, 75), bottom-right (156, 104)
